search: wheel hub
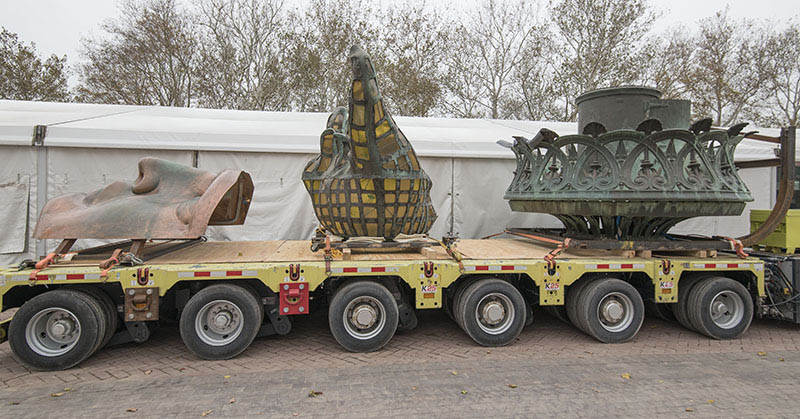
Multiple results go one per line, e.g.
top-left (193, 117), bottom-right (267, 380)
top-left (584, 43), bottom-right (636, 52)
top-left (47, 313), bottom-right (78, 344)
top-left (711, 300), bottom-right (728, 319)
top-left (482, 301), bottom-right (506, 325)
top-left (601, 300), bottom-right (625, 323)
top-left (197, 300), bottom-right (243, 345)
top-left (352, 305), bottom-right (377, 329)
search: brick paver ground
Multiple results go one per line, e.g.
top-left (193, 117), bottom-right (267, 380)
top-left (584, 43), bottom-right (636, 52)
top-left (1, 308), bottom-right (800, 417)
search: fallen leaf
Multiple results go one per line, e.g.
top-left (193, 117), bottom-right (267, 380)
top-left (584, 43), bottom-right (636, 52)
top-left (460, 390), bottom-right (468, 395)
top-left (757, 352), bottom-right (767, 356)
top-left (621, 373), bottom-right (631, 380)
top-left (223, 375), bottom-right (231, 379)
top-left (411, 386), bottom-right (417, 391)
top-left (658, 380), bottom-right (664, 383)
top-left (584, 351), bottom-right (593, 355)
top-left (63, 387), bottom-right (71, 392)
top-left (451, 371), bottom-right (458, 376)
top-left (685, 408), bottom-right (694, 412)
top-left (144, 370), bottom-right (152, 375)
top-left (486, 350), bottom-right (491, 354)
top-left (508, 384), bottom-right (517, 389)
top-left (8, 401), bottom-right (19, 406)
top-left (50, 392), bottom-right (65, 398)
top-left (780, 357), bottom-right (785, 362)
top-left (308, 390), bottom-right (323, 398)
top-left (178, 368), bottom-right (186, 372)
top-left (229, 398), bottom-right (236, 404)
top-left (707, 400), bottom-right (714, 404)
top-left (292, 414), bottom-right (299, 417)
top-left (126, 408), bottom-right (138, 413)
top-left (201, 410), bottom-right (213, 416)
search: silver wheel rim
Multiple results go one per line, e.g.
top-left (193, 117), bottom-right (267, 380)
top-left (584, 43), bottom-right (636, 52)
top-left (709, 290), bottom-right (744, 329)
top-left (597, 292), bottom-right (634, 333)
top-left (25, 308), bottom-right (81, 357)
top-left (343, 296), bottom-right (386, 340)
top-left (195, 300), bottom-right (244, 346)
top-left (475, 292), bottom-right (515, 335)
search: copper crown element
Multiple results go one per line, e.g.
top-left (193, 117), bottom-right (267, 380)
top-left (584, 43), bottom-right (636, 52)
top-left (499, 86), bottom-right (753, 239)
top-left (302, 46), bottom-right (437, 240)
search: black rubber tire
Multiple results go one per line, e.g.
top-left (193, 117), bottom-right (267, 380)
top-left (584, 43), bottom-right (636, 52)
top-left (575, 279), bottom-right (644, 343)
top-left (9, 290), bottom-right (102, 370)
top-left (524, 301), bottom-right (534, 327)
top-left (179, 284), bottom-right (262, 360)
top-left (457, 279), bottom-right (526, 347)
top-left (686, 277), bottom-right (753, 339)
top-left (566, 278), bottom-right (595, 333)
top-left (444, 287), bottom-right (456, 322)
top-left (674, 276), bottom-right (705, 331)
top-left (74, 287), bottom-right (118, 349)
top-left (545, 305), bottom-right (570, 323)
top-left (328, 281), bottom-right (399, 352)
top-left (644, 298), bottom-right (676, 322)
top-left (454, 277), bottom-right (482, 330)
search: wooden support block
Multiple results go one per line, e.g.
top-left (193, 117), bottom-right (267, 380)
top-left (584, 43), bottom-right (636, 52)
top-left (635, 250), bottom-right (652, 258)
top-left (420, 246), bottom-right (439, 259)
top-left (341, 248), bottom-right (352, 261)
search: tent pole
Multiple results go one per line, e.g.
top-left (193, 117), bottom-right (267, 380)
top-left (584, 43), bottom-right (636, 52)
top-left (32, 125), bottom-right (48, 258)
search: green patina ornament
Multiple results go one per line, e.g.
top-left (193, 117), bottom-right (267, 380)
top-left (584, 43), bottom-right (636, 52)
top-left (499, 86), bottom-right (753, 239)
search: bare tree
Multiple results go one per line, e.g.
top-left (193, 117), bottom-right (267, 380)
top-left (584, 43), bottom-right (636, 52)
top-left (443, 0), bottom-right (542, 119)
top-left (0, 28), bottom-right (69, 101)
top-left (283, 0), bottom-right (377, 113)
top-left (639, 27), bottom-right (694, 99)
top-left (372, 2), bottom-right (451, 117)
top-left (76, 0), bottom-right (197, 106)
top-left (195, 0), bottom-right (288, 110)
top-left (532, 0), bottom-right (656, 121)
top-left (753, 23), bottom-right (800, 126)
top-left (686, 10), bottom-right (771, 126)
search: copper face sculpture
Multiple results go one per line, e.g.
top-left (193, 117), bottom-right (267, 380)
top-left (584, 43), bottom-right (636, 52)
top-left (34, 157), bottom-right (253, 240)
top-left (302, 45), bottom-right (437, 240)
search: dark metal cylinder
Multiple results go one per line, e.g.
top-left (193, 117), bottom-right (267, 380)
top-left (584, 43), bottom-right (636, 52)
top-left (577, 86), bottom-right (690, 133)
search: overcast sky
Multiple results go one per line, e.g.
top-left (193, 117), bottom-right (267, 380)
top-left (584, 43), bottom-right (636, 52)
top-left (1, 0), bottom-right (798, 71)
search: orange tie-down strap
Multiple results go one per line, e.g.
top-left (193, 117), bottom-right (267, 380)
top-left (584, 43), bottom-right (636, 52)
top-left (29, 252), bottom-right (60, 280)
top-left (715, 236), bottom-right (749, 259)
top-left (99, 248), bottom-right (124, 279)
top-left (485, 230), bottom-right (572, 271)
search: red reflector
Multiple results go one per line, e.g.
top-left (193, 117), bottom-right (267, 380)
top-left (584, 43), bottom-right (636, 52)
top-left (66, 274), bottom-right (84, 280)
top-left (226, 270), bottom-right (242, 276)
top-left (343, 267), bottom-right (358, 273)
top-left (35, 275), bottom-right (48, 281)
top-left (597, 264), bottom-right (610, 269)
top-left (501, 265), bottom-right (514, 270)
top-left (705, 264), bottom-right (715, 269)
top-left (621, 264), bottom-right (633, 269)
top-left (475, 266), bottom-right (489, 271)
top-left (727, 264), bottom-right (738, 268)
top-left (194, 272), bottom-right (211, 277)
top-left (371, 267), bottom-right (386, 272)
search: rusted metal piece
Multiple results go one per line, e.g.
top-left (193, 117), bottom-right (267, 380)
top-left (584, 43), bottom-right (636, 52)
top-left (739, 126), bottom-right (796, 246)
top-left (302, 45), bottom-right (436, 240)
top-left (124, 287), bottom-right (159, 322)
top-left (499, 86), bottom-right (753, 239)
top-left (34, 157), bottom-right (253, 240)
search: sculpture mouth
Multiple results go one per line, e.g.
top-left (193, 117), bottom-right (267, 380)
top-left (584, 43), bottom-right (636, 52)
top-left (499, 86), bottom-right (754, 239)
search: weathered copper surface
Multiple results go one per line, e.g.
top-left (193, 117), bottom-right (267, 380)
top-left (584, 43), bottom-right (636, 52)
top-left (302, 45), bottom-right (436, 240)
top-left (499, 86), bottom-right (753, 239)
top-left (34, 157), bottom-right (253, 240)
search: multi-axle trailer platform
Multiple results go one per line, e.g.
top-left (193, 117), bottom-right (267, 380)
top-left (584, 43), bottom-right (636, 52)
top-left (0, 236), bottom-right (768, 370)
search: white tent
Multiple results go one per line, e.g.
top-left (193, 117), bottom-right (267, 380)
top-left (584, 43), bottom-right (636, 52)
top-left (0, 99), bottom-right (783, 265)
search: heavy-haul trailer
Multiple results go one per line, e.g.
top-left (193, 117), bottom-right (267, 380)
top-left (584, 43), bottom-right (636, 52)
top-left (0, 126), bottom-right (795, 371)
top-left (0, 237), bottom-right (767, 370)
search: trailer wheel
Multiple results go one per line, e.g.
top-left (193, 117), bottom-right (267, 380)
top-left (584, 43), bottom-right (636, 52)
top-left (575, 279), bottom-right (644, 343)
top-left (458, 279), bottom-right (526, 347)
top-left (453, 277), bottom-right (482, 330)
top-left (687, 277), bottom-right (753, 339)
top-left (74, 287), bottom-right (118, 349)
top-left (329, 281), bottom-right (399, 352)
top-left (566, 278), bottom-right (596, 333)
top-left (9, 290), bottom-right (103, 370)
top-left (673, 276), bottom-right (705, 331)
top-left (180, 284), bottom-right (262, 360)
